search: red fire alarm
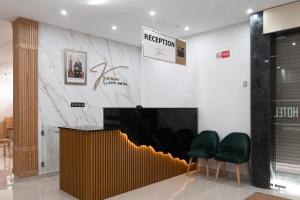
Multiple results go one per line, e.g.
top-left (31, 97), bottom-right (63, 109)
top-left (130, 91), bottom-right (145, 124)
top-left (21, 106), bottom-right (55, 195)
top-left (216, 50), bottom-right (230, 59)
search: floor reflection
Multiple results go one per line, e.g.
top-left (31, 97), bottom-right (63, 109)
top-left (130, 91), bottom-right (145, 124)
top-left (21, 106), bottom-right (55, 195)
top-left (0, 168), bottom-right (299, 200)
top-left (107, 171), bottom-right (300, 200)
top-left (272, 172), bottom-right (300, 197)
top-left (0, 148), bottom-right (14, 190)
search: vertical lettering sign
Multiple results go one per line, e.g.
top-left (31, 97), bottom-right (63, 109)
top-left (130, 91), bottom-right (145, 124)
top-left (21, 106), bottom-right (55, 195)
top-left (142, 27), bottom-right (186, 65)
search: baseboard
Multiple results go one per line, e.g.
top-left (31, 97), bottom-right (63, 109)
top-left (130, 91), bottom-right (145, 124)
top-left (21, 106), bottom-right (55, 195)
top-left (12, 169), bottom-right (38, 178)
top-left (13, 171), bottom-right (59, 182)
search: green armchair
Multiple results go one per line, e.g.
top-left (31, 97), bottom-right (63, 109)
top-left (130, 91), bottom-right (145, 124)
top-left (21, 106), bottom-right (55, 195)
top-left (215, 132), bottom-right (251, 186)
top-left (186, 130), bottom-right (219, 177)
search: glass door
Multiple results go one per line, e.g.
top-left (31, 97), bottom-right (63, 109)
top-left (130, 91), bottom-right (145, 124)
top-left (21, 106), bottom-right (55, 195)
top-left (273, 31), bottom-right (300, 195)
top-left (41, 125), bottom-right (60, 174)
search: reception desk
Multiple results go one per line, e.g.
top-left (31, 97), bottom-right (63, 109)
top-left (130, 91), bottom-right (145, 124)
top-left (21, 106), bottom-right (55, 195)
top-left (60, 126), bottom-right (194, 200)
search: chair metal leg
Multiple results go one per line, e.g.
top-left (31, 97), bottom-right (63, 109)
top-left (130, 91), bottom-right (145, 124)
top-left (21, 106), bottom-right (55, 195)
top-left (236, 164), bottom-right (241, 187)
top-left (186, 157), bottom-right (193, 176)
top-left (206, 159), bottom-right (209, 178)
top-left (215, 161), bottom-right (221, 180)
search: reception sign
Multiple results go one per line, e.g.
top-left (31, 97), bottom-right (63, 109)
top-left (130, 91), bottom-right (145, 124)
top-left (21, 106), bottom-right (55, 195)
top-left (142, 27), bottom-right (186, 65)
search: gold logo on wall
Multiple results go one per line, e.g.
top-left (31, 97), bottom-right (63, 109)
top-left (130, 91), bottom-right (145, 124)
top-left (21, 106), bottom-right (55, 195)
top-left (90, 62), bottom-right (129, 90)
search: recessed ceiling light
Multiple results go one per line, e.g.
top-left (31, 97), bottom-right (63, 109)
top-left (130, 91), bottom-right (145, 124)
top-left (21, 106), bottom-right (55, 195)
top-left (247, 8), bottom-right (253, 15)
top-left (184, 26), bottom-right (190, 31)
top-left (112, 25), bottom-right (117, 30)
top-left (60, 9), bottom-right (67, 16)
top-left (150, 11), bottom-right (156, 17)
top-left (277, 66), bottom-right (281, 69)
top-left (292, 42), bottom-right (297, 46)
top-left (87, 0), bottom-right (106, 5)
top-left (252, 14), bottom-right (258, 20)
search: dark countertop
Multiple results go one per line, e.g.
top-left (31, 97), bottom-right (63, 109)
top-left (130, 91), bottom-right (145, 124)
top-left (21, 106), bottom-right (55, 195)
top-left (103, 107), bottom-right (198, 109)
top-left (59, 126), bottom-right (111, 132)
top-left (103, 108), bottom-right (198, 162)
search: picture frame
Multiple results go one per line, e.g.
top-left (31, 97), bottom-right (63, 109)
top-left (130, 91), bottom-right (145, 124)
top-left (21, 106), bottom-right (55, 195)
top-left (64, 49), bottom-right (87, 85)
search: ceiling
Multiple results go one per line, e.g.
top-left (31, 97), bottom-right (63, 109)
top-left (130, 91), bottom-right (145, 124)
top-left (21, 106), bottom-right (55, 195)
top-left (0, 0), bottom-right (297, 46)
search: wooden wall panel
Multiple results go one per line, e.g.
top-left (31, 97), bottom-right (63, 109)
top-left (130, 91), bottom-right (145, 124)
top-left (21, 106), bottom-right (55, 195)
top-left (12, 18), bottom-right (38, 177)
top-left (60, 129), bottom-right (194, 200)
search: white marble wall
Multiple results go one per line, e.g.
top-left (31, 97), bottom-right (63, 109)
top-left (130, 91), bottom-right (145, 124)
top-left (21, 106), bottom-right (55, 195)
top-left (38, 23), bottom-right (141, 173)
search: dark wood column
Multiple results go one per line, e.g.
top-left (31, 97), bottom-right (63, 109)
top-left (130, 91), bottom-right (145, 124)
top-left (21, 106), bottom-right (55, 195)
top-left (12, 18), bottom-right (38, 177)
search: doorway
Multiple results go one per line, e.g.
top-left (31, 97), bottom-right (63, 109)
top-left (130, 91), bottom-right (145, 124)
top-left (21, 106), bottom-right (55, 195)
top-left (273, 31), bottom-right (300, 195)
top-left (0, 19), bottom-right (14, 189)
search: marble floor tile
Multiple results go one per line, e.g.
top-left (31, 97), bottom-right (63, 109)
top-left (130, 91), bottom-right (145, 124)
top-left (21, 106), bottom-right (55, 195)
top-left (0, 148), bottom-right (14, 190)
top-left (107, 173), bottom-right (300, 200)
top-left (0, 169), bottom-right (299, 200)
top-left (0, 175), bottom-right (76, 200)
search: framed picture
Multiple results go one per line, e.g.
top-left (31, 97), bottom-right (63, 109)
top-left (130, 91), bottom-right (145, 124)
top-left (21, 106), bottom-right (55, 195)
top-left (64, 49), bottom-right (87, 85)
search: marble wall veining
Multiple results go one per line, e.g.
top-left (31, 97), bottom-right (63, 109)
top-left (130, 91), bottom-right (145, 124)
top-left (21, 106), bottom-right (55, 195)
top-left (38, 23), bottom-right (141, 173)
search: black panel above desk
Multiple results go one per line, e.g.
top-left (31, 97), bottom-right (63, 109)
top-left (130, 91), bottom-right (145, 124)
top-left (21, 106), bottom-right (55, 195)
top-left (103, 108), bottom-right (198, 161)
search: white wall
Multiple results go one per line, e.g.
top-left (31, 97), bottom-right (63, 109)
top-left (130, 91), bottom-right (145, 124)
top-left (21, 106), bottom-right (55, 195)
top-left (142, 22), bottom-right (250, 139)
top-left (141, 56), bottom-right (198, 107)
top-left (0, 19), bottom-right (13, 137)
top-left (190, 22), bottom-right (250, 139)
top-left (141, 22), bottom-right (250, 174)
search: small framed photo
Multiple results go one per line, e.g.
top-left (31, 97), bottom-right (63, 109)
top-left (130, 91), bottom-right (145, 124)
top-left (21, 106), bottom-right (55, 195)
top-left (64, 49), bottom-right (87, 85)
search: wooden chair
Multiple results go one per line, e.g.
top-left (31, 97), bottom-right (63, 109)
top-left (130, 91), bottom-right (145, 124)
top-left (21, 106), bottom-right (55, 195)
top-left (4, 117), bottom-right (13, 139)
top-left (0, 138), bottom-right (11, 157)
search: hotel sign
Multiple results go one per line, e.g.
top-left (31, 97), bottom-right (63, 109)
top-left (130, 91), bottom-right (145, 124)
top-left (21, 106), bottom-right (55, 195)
top-left (142, 27), bottom-right (186, 65)
top-left (275, 106), bottom-right (299, 118)
top-left (274, 100), bottom-right (300, 125)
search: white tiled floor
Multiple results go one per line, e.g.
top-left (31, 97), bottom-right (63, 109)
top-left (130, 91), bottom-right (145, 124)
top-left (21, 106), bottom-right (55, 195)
top-left (0, 170), bottom-right (299, 200)
top-left (0, 175), bottom-right (75, 200)
top-left (107, 173), bottom-right (300, 200)
top-left (1, 148), bottom-right (299, 200)
top-left (0, 146), bottom-right (13, 190)
top-left (0, 147), bottom-right (75, 200)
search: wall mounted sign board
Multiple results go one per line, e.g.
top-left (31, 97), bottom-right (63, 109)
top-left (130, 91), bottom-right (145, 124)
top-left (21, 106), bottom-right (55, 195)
top-left (216, 50), bottom-right (230, 59)
top-left (142, 27), bottom-right (186, 65)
